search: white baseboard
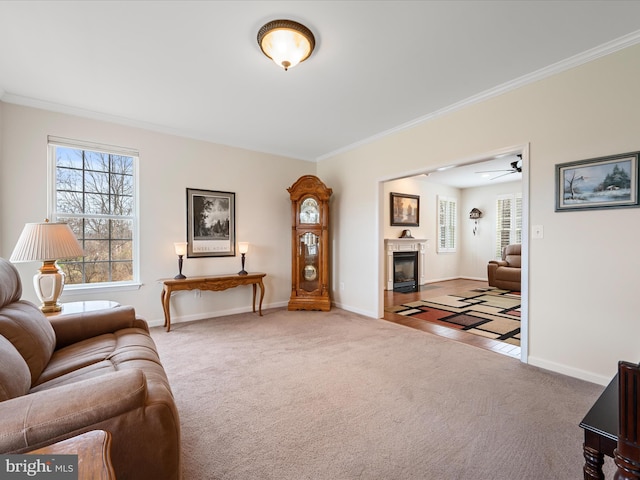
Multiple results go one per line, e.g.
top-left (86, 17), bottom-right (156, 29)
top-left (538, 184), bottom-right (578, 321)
top-left (527, 355), bottom-right (612, 386)
top-left (147, 300), bottom-right (289, 329)
top-left (331, 301), bottom-right (376, 318)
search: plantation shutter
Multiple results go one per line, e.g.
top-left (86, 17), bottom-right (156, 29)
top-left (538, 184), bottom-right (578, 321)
top-left (437, 195), bottom-right (457, 253)
top-left (495, 194), bottom-right (522, 259)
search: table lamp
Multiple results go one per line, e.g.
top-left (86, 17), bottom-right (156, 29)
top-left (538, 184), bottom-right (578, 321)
top-left (10, 220), bottom-right (84, 313)
top-left (238, 242), bottom-right (249, 275)
top-left (174, 242), bottom-right (188, 279)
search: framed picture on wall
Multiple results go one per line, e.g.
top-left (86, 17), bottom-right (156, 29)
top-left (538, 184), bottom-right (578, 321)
top-left (390, 192), bottom-right (420, 226)
top-left (186, 188), bottom-right (236, 257)
top-left (555, 152), bottom-right (640, 211)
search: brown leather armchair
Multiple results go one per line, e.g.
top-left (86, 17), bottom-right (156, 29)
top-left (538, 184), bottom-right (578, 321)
top-left (0, 258), bottom-right (181, 480)
top-left (487, 244), bottom-right (521, 291)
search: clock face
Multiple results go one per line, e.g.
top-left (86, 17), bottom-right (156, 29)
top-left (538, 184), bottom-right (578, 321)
top-left (300, 198), bottom-right (320, 224)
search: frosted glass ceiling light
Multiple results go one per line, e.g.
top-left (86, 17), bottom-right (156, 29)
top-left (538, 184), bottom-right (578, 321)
top-left (258, 19), bottom-right (315, 71)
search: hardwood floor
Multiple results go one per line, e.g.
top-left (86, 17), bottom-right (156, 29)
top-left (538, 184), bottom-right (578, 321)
top-left (382, 279), bottom-right (522, 359)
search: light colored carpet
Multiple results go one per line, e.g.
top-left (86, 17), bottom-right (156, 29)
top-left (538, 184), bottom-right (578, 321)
top-left (150, 308), bottom-right (614, 480)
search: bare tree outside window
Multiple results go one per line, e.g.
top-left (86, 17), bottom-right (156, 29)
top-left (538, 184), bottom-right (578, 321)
top-left (52, 143), bottom-right (137, 285)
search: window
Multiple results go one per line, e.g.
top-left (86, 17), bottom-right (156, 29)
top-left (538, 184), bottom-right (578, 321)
top-left (495, 193), bottom-right (522, 259)
top-left (48, 136), bottom-right (139, 288)
top-left (437, 195), bottom-right (457, 253)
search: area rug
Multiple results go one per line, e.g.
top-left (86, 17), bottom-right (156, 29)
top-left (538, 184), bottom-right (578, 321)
top-left (385, 287), bottom-right (521, 345)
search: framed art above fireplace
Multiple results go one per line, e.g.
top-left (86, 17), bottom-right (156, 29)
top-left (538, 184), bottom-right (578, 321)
top-left (390, 192), bottom-right (420, 226)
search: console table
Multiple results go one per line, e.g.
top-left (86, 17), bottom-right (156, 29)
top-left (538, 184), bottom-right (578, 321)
top-left (160, 273), bottom-right (266, 332)
top-left (580, 374), bottom-right (618, 480)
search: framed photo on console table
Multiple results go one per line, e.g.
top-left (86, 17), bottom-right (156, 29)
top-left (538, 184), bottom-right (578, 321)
top-left (390, 192), bottom-right (420, 226)
top-left (186, 188), bottom-right (236, 257)
top-left (555, 152), bottom-right (639, 212)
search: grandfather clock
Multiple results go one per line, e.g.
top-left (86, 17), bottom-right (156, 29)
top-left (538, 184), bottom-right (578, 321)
top-left (287, 175), bottom-right (332, 311)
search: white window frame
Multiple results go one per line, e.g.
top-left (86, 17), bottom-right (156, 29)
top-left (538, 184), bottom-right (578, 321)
top-left (48, 136), bottom-right (141, 294)
top-left (494, 193), bottom-right (522, 259)
top-left (437, 195), bottom-right (457, 253)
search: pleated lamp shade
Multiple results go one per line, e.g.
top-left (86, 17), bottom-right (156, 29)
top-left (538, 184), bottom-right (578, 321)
top-left (10, 221), bottom-right (84, 262)
top-left (10, 221), bottom-right (84, 313)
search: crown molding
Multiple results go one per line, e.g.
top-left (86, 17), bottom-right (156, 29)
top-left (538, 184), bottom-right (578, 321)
top-left (316, 29), bottom-right (640, 162)
top-left (0, 92), bottom-right (315, 162)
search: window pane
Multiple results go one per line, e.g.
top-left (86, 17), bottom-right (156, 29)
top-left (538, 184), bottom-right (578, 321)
top-left (56, 166), bottom-right (83, 192)
top-left (84, 218), bottom-right (109, 238)
top-left (84, 261), bottom-right (110, 284)
top-left (85, 240), bottom-right (110, 261)
top-left (85, 171), bottom-right (110, 194)
top-left (85, 193), bottom-right (110, 214)
top-left (56, 147), bottom-right (83, 168)
top-left (112, 219), bottom-right (133, 239)
top-left (56, 191), bottom-right (83, 214)
top-left (59, 262), bottom-right (83, 284)
top-left (111, 239), bottom-right (132, 261)
top-left (111, 155), bottom-right (133, 176)
top-left (112, 261), bottom-right (133, 282)
top-left (84, 151), bottom-right (110, 172)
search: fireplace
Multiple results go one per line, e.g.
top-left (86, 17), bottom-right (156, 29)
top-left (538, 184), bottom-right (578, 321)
top-left (384, 238), bottom-right (427, 291)
top-left (393, 251), bottom-right (418, 293)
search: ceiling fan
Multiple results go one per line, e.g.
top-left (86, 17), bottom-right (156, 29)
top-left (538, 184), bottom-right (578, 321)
top-left (476, 155), bottom-right (522, 180)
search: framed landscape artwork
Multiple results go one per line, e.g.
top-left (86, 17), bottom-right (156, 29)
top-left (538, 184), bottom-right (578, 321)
top-left (555, 152), bottom-right (640, 211)
top-left (390, 192), bottom-right (420, 226)
top-left (186, 188), bottom-right (236, 257)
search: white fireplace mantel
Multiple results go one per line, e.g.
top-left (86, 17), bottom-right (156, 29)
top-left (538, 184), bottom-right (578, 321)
top-left (384, 238), bottom-right (428, 290)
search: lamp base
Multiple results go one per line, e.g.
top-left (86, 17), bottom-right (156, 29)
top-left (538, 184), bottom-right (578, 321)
top-left (238, 252), bottom-right (247, 275)
top-left (34, 260), bottom-right (65, 313)
top-left (174, 274), bottom-right (186, 280)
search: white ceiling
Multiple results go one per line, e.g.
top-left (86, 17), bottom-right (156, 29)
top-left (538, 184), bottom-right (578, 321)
top-left (420, 155), bottom-right (523, 189)
top-left (1, 1), bottom-right (640, 165)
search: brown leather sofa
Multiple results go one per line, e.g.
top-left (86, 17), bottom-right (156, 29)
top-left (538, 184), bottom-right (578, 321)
top-left (0, 258), bottom-right (181, 480)
top-left (487, 244), bottom-right (521, 291)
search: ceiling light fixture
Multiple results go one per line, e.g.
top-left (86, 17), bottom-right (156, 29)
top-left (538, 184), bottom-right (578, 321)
top-left (257, 19), bottom-right (315, 71)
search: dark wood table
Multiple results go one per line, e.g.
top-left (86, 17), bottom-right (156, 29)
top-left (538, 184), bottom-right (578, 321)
top-left (580, 374), bottom-right (618, 480)
top-left (160, 272), bottom-right (266, 332)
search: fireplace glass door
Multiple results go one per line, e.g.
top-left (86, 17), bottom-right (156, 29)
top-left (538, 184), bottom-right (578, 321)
top-left (393, 251), bottom-right (418, 292)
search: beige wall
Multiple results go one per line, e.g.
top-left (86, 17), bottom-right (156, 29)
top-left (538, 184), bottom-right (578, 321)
top-left (320, 44), bottom-right (640, 385)
top-left (0, 103), bottom-right (314, 325)
top-left (2, 44), bottom-right (639, 385)
top-left (460, 180), bottom-right (523, 279)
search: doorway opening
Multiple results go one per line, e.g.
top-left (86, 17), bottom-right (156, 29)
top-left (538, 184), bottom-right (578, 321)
top-left (379, 145), bottom-right (529, 362)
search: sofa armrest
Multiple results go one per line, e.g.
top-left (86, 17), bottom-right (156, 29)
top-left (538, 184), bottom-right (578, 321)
top-left (488, 260), bottom-right (508, 267)
top-left (49, 306), bottom-right (149, 349)
top-left (0, 369), bottom-right (147, 453)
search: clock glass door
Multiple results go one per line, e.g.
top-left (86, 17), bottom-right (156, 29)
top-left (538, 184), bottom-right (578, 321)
top-left (299, 232), bottom-right (320, 292)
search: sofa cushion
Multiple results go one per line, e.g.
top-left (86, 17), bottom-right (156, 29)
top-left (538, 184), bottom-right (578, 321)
top-left (0, 301), bottom-right (56, 385)
top-left (0, 335), bottom-right (31, 401)
top-left (32, 327), bottom-right (169, 393)
top-left (503, 244), bottom-right (522, 268)
top-left (0, 259), bottom-right (22, 309)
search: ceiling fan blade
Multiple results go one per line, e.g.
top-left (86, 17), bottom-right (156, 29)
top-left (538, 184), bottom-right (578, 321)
top-left (490, 171), bottom-right (514, 180)
top-left (476, 169), bottom-right (513, 173)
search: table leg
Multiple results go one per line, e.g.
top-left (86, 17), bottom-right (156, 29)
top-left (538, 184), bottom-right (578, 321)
top-left (252, 284), bottom-right (257, 313)
top-left (257, 280), bottom-right (264, 316)
top-left (161, 285), bottom-right (172, 332)
top-left (583, 443), bottom-right (605, 480)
